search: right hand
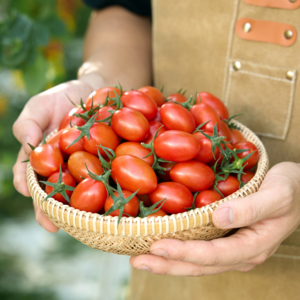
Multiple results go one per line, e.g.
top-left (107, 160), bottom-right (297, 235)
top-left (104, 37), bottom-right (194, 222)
top-left (13, 79), bottom-right (93, 232)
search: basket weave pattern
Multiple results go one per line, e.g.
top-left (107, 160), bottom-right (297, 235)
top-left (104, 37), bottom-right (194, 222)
top-left (27, 120), bottom-right (269, 255)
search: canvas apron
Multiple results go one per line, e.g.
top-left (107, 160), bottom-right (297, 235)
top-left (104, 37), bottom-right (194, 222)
top-left (128, 0), bottom-right (300, 299)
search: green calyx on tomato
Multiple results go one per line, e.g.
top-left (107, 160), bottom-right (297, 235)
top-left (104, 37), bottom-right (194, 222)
top-left (176, 88), bottom-right (187, 95)
top-left (222, 114), bottom-right (244, 130)
top-left (166, 91), bottom-right (197, 111)
top-left (103, 180), bottom-right (139, 225)
top-left (84, 163), bottom-right (112, 190)
top-left (72, 96), bottom-right (102, 122)
top-left (40, 166), bottom-right (75, 203)
top-left (185, 192), bottom-right (200, 211)
top-left (138, 198), bottom-right (167, 218)
top-left (23, 132), bottom-right (47, 163)
top-left (97, 146), bottom-right (116, 171)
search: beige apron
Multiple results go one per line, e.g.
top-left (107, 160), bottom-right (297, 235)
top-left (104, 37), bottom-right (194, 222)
top-left (128, 0), bottom-right (300, 299)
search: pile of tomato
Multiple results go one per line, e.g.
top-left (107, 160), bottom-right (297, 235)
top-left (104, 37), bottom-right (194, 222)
top-left (28, 85), bottom-right (259, 224)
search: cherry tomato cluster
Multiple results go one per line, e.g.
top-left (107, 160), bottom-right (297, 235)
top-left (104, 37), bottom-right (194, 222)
top-left (28, 85), bottom-right (259, 225)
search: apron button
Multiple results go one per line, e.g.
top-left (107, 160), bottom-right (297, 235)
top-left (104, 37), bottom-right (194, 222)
top-left (286, 71), bottom-right (295, 80)
top-left (284, 30), bottom-right (293, 39)
top-left (243, 23), bottom-right (252, 33)
top-left (233, 61), bottom-right (241, 71)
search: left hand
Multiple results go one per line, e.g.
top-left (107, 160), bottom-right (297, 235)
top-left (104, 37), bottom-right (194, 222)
top-left (130, 162), bottom-right (300, 276)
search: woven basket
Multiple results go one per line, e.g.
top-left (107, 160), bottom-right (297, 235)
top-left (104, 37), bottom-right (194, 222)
top-left (26, 120), bottom-right (269, 256)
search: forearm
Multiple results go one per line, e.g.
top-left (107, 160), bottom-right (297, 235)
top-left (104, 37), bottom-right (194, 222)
top-left (78, 5), bottom-right (152, 91)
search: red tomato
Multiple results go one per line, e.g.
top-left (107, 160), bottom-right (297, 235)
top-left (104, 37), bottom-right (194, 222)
top-left (160, 103), bottom-right (196, 133)
top-left (115, 142), bottom-right (154, 166)
top-left (46, 130), bottom-right (68, 160)
top-left (58, 107), bottom-right (86, 131)
top-left (209, 143), bottom-right (233, 166)
top-left (95, 105), bottom-right (116, 123)
top-left (111, 108), bottom-right (150, 142)
top-left (121, 91), bottom-right (158, 121)
top-left (104, 190), bottom-right (139, 217)
top-left (30, 144), bottom-right (64, 177)
top-left (154, 130), bottom-right (200, 162)
top-left (83, 123), bottom-right (119, 156)
top-left (45, 172), bottom-right (76, 204)
top-left (158, 162), bottom-right (177, 181)
top-left (152, 108), bottom-right (162, 122)
top-left (68, 151), bottom-right (103, 183)
top-left (216, 176), bottom-right (240, 197)
top-left (61, 162), bottom-right (70, 174)
top-left (149, 182), bottom-right (193, 214)
top-left (230, 128), bottom-right (245, 144)
top-left (166, 93), bottom-right (187, 103)
top-left (70, 178), bottom-right (107, 213)
top-left (190, 103), bottom-right (221, 133)
top-left (137, 194), bottom-right (153, 207)
top-left (196, 92), bottom-right (229, 120)
top-left (147, 210), bottom-right (167, 218)
top-left (59, 128), bottom-right (85, 155)
top-left (219, 121), bottom-right (232, 142)
top-left (241, 170), bottom-right (255, 184)
top-left (170, 161), bottom-right (215, 192)
top-left (232, 141), bottom-right (259, 170)
top-left (138, 86), bottom-right (165, 107)
top-left (193, 131), bottom-right (220, 163)
top-left (111, 155), bottom-right (157, 195)
top-left (195, 190), bottom-right (223, 208)
top-left (85, 87), bottom-right (122, 110)
top-left (142, 121), bottom-right (166, 144)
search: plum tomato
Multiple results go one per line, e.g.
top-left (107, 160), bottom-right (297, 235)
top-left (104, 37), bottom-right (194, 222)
top-left (104, 190), bottom-right (139, 217)
top-left (115, 142), bottom-right (154, 166)
top-left (70, 178), bottom-right (107, 213)
top-left (196, 92), bottom-right (229, 120)
top-left (158, 162), bottom-right (177, 181)
top-left (170, 161), bottom-right (215, 192)
top-left (138, 86), bottom-right (165, 107)
top-left (160, 103), bottom-right (196, 133)
top-left (59, 128), bottom-right (85, 155)
top-left (147, 209), bottom-right (167, 218)
top-left (111, 107), bottom-right (150, 142)
top-left (111, 155), bottom-right (157, 195)
top-left (46, 130), bottom-right (68, 160)
top-left (154, 130), bottom-right (200, 162)
top-left (149, 182), bottom-right (193, 214)
top-left (232, 141), bottom-right (259, 170)
top-left (58, 107), bottom-right (86, 131)
top-left (95, 105), bottom-right (116, 123)
top-left (195, 190), bottom-right (223, 208)
top-left (166, 93), bottom-right (187, 103)
top-left (241, 170), bottom-right (255, 184)
top-left (216, 175), bottom-right (240, 197)
top-left (121, 90), bottom-right (158, 121)
top-left (30, 144), bottom-right (64, 177)
top-left (68, 151), bottom-right (103, 183)
top-left (45, 172), bottom-right (76, 204)
top-left (83, 123), bottom-right (119, 156)
top-left (219, 120), bottom-right (232, 142)
top-left (142, 121), bottom-right (166, 144)
top-left (230, 128), bottom-right (245, 144)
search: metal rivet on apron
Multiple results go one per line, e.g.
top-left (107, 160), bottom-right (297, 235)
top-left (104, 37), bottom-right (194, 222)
top-left (286, 71), bottom-right (295, 80)
top-left (243, 23), bottom-right (252, 33)
top-left (233, 61), bottom-right (241, 71)
top-left (284, 30), bottom-right (293, 39)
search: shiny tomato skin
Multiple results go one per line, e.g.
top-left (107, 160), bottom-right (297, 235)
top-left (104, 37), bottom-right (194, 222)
top-left (167, 93), bottom-right (187, 103)
top-left (158, 162), bottom-right (177, 181)
top-left (154, 130), bottom-right (200, 162)
top-left (30, 144), bottom-right (64, 177)
top-left (111, 108), bottom-right (150, 142)
top-left (59, 128), bottom-right (85, 155)
top-left (70, 178), bottom-right (107, 213)
top-left (160, 103), bottom-right (196, 133)
top-left (196, 92), bottom-right (229, 120)
top-left (147, 209), bottom-right (167, 218)
top-left (121, 90), bottom-right (158, 121)
top-left (115, 142), bottom-right (154, 166)
top-left (149, 182), bottom-right (193, 214)
top-left (152, 108), bottom-right (162, 122)
top-left (195, 190), bottom-right (223, 208)
top-left (232, 141), bottom-right (259, 170)
top-left (193, 131), bottom-right (220, 163)
top-left (68, 151), bottom-right (103, 183)
top-left (111, 155), bottom-right (157, 195)
top-left (190, 103), bottom-right (221, 133)
top-left (58, 107), bottom-right (86, 131)
top-left (170, 161), bottom-right (215, 192)
top-left (216, 176), bottom-right (240, 197)
top-left (142, 121), bottom-right (166, 144)
top-left (104, 190), bottom-right (139, 217)
top-left (230, 129), bottom-right (245, 144)
top-left (85, 87), bottom-right (122, 110)
top-left (241, 170), bottom-right (255, 184)
top-left (138, 86), bottom-right (165, 107)
top-left (219, 121), bottom-right (232, 142)
top-left (83, 123), bottom-right (119, 156)
top-left (95, 105), bottom-right (116, 123)
top-left (45, 172), bottom-right (76, 204)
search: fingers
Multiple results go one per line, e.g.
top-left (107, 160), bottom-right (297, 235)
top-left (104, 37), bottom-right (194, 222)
top-left (33, 201), bottom-right (59, 233)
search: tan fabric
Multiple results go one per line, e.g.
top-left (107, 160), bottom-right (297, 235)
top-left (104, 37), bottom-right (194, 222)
top-left (128, 0), bottom-right (300, 299)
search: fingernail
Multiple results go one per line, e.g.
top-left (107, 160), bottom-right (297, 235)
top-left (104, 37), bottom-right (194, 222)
top-left (151, 248), bottom-right (168, 258)
top-left (215, 207), bottom-right (234, 227)
top-left (137, 265), bottom-right (150, 272)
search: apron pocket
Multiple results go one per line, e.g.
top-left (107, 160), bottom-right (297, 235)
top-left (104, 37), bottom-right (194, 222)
top-left (224, 60), bottom-right (297, 140)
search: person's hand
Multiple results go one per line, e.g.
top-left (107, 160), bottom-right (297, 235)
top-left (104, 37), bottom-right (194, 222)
top-left (130, 162), bottom-right (300, 276)
top-left (13, 80), bottom-right (93, 232)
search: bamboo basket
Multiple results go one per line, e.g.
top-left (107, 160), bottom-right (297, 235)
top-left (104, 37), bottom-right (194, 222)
top-left (26, 120), bottom-right (269, 256)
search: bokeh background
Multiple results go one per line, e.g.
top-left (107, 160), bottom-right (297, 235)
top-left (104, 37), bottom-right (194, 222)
top-left (0, 1), bottom-right (130, 299)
